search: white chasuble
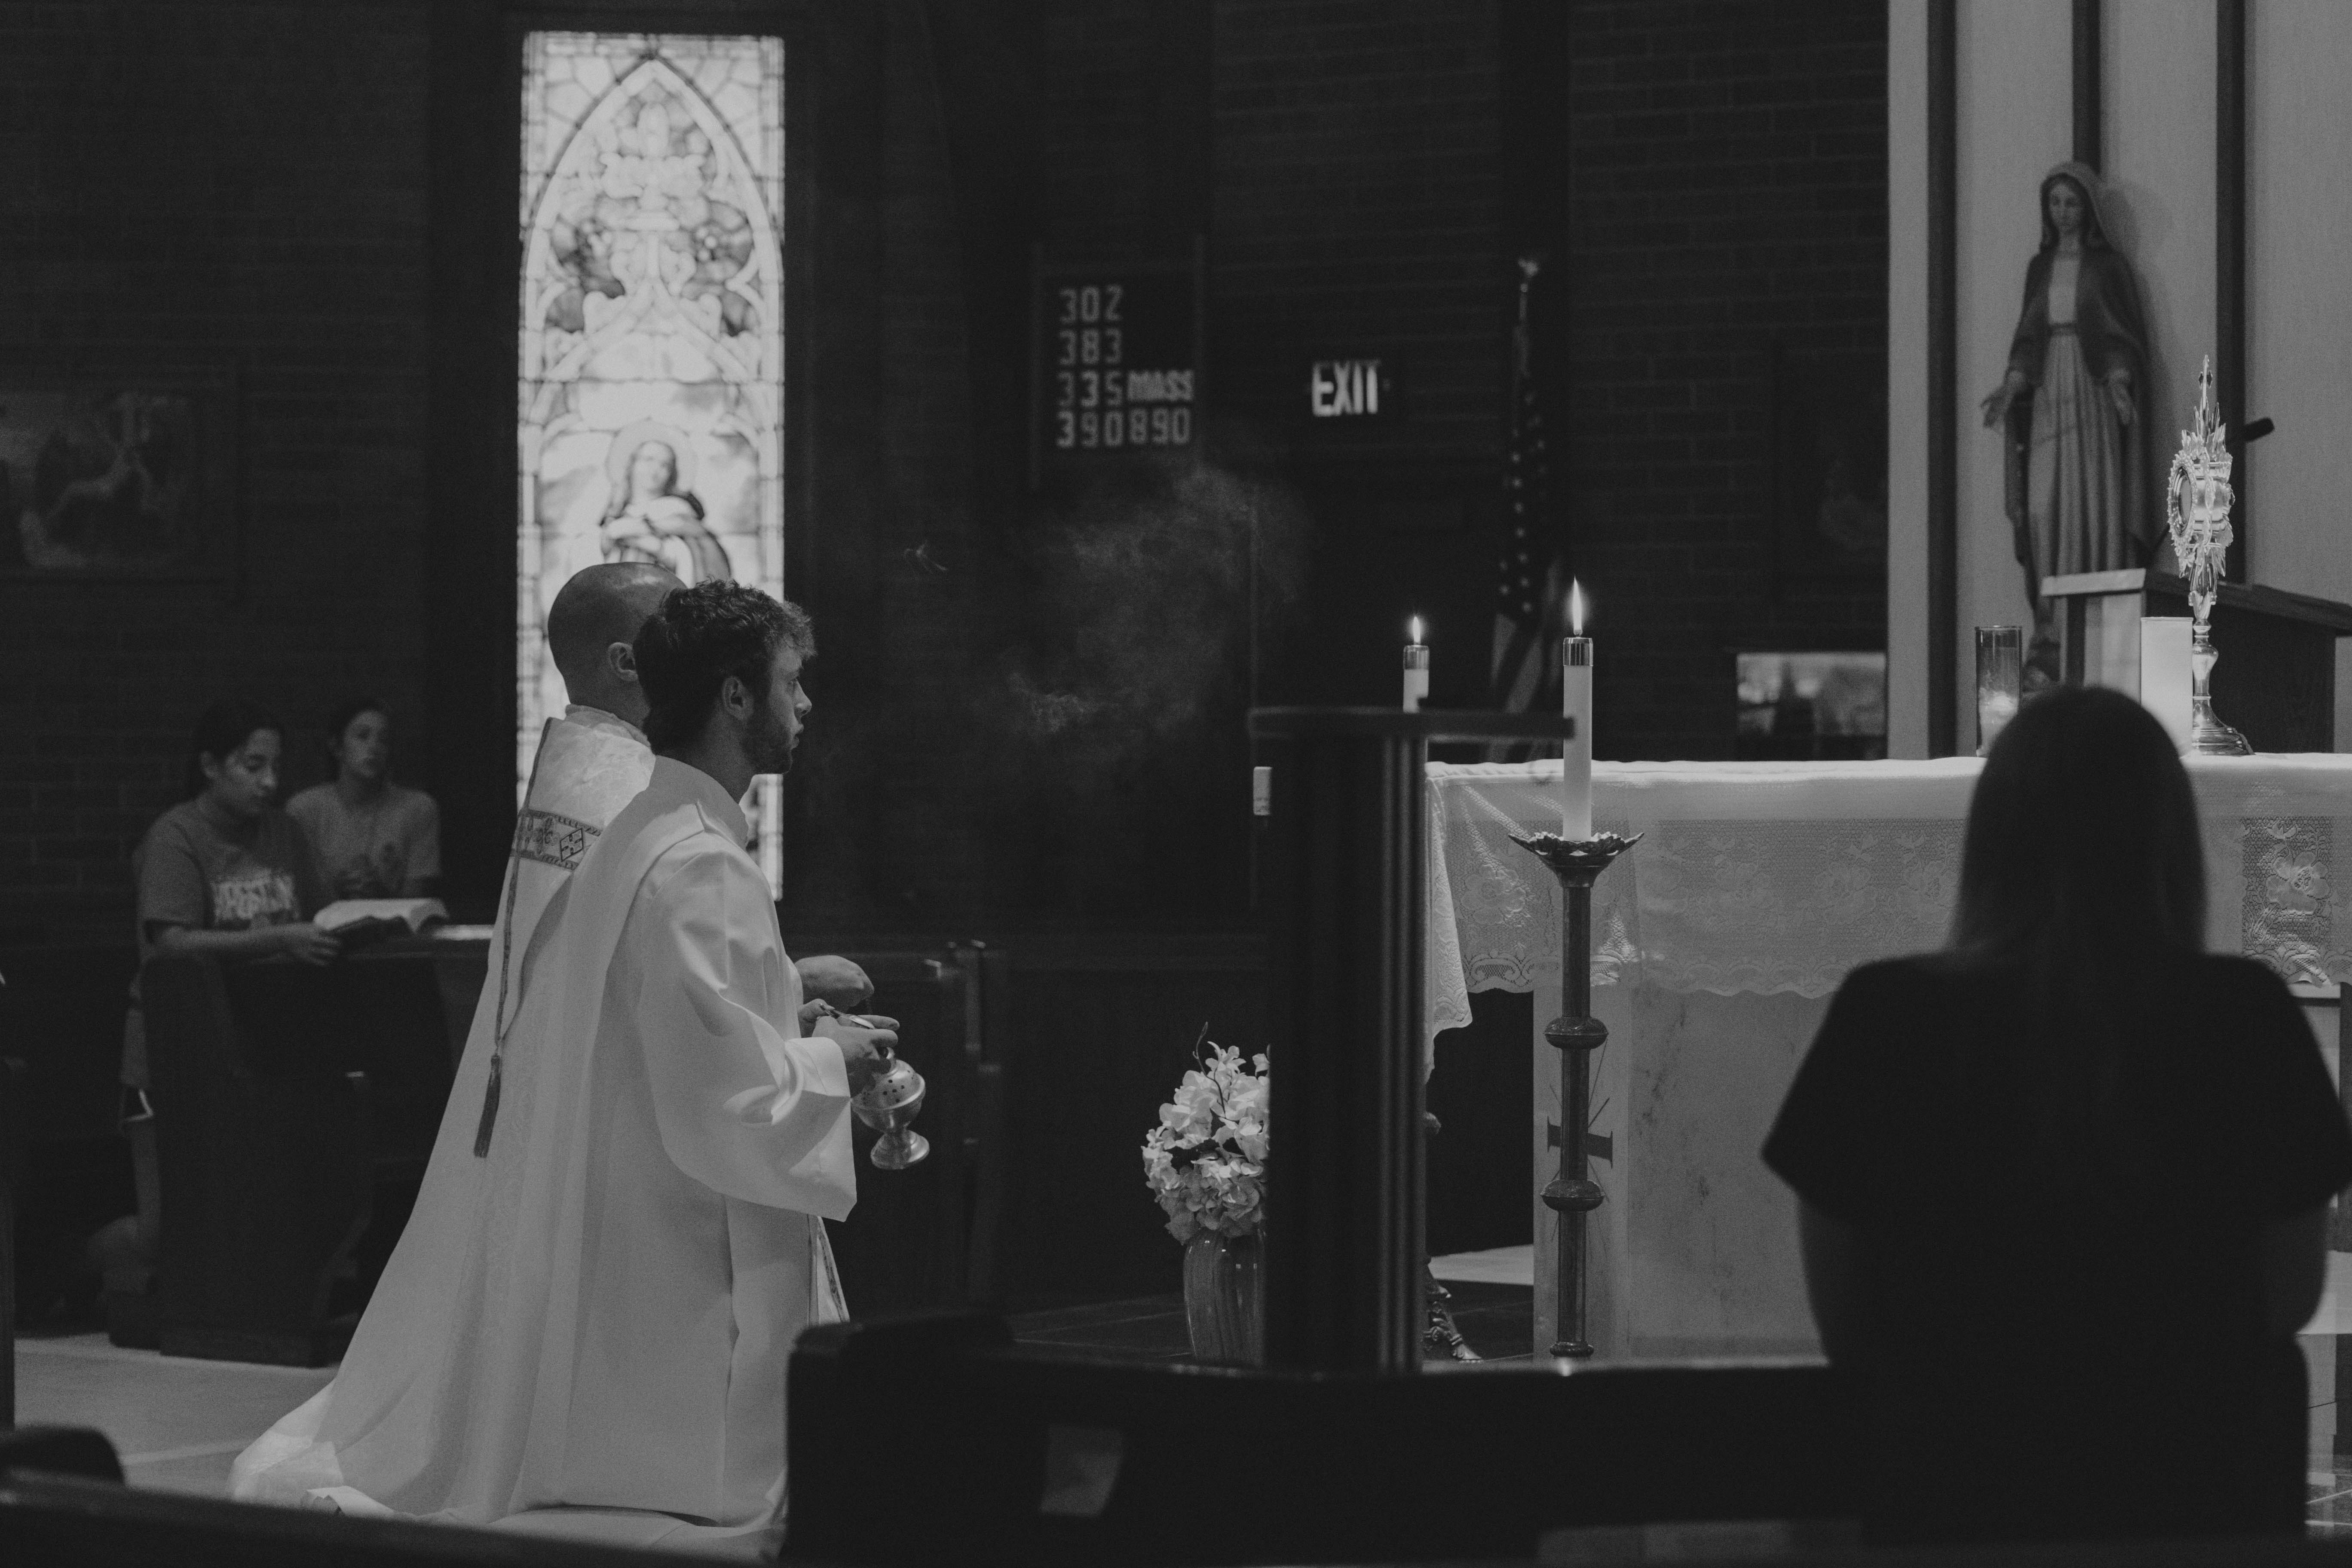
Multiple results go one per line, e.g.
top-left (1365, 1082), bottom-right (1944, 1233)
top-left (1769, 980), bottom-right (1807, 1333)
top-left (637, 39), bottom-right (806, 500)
top-left (233, 755), bottom-right (854, 1551)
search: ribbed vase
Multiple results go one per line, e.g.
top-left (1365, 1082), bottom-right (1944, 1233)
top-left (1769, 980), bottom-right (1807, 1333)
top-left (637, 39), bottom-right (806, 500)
top-left (1181, 1229), bottom-right (1264, 1366)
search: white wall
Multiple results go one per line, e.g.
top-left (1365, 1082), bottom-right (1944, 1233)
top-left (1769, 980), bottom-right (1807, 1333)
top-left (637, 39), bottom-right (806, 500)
top-left (1891, 0), bottom-right (2351, 752)
top-left (2249, 0), bottom-right (2352, 750)
top-left (1951, 0), bottom-right (2070, 747)
top-left (2106, 0), bottom-right (2216, 480)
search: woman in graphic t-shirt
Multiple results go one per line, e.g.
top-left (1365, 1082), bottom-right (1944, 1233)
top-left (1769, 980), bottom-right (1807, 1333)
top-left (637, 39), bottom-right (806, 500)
top-left (98, 699), bottom-right (339, 1337)
top-left (286, 697), bottom-right (442, 899)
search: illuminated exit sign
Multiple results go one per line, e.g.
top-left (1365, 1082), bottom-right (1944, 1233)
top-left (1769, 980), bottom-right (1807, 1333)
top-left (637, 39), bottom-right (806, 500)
top-left (1309, 358), bottom-right (1391, 419)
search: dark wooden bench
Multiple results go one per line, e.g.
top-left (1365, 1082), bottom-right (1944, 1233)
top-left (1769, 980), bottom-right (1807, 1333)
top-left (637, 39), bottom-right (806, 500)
top-left (0, 1054), bottom-right (23, 1428)
top-left (783, 1312), bottom-right (1868, 1565)
top-left (0, 947), bottom-right (141, 1340)
top-left (141, 946), bottom-right (466, 1365)
top-left (814, 941), bottom-right (1009, 1315)
top-left (0, 1427), bottom-right (720, 1568)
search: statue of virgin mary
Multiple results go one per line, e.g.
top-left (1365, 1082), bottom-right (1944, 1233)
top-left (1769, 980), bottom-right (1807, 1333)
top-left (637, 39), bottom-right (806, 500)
top-left (1980, 161), bottom-right (2153, 683)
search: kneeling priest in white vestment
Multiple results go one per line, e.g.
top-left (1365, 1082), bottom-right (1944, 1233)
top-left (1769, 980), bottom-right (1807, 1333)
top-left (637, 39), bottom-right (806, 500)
top-left (234, 573), bottom-right (893, 1551)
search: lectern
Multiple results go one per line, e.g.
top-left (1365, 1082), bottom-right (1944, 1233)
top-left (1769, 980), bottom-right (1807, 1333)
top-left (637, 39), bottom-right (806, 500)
top-left (2042, 568), bottom-right (2352, 752)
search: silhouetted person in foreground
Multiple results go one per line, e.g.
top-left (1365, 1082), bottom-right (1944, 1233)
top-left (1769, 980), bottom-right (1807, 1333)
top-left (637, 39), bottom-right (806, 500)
top-left (1766, 685), bottom-right (2351, 1545)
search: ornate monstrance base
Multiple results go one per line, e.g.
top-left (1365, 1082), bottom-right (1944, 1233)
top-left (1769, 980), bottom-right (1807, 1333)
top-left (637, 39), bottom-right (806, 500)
top-left (2189, 710), bottom-right (2252, 756)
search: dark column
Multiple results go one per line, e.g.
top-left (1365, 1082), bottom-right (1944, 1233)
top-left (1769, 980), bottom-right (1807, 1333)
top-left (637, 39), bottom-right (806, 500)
top-left (1251, 709), bottom-right (1426, 1375)
top-left (2216, 0), bottom-right (2248, 582)
top-left (1250, 709), bottom-right (1571, 1374)
top-left (2072, 0), bottom-right (2102, 170)
top-left (423, 1), bottom-right (526, 920)
top-left (1927, 0), bottom-right (1958, 756)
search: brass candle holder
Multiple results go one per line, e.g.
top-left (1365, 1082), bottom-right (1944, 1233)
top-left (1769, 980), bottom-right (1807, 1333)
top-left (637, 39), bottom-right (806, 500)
top-left (1507, 829), bottom-right (1639, 1357)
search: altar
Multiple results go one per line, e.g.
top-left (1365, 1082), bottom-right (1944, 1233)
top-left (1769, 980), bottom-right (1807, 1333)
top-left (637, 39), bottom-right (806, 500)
top-left (1426, 755), bottom-right (2352, 1360)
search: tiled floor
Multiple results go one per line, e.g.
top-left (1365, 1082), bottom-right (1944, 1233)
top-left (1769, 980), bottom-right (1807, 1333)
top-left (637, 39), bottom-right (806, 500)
top-left (13, 1329), bottom-right (334, 1495)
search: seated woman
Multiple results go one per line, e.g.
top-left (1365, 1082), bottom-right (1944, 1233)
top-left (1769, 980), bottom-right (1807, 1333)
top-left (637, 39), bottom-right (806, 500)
top-left (287, 697), bottom-right (442, 900)
top-left (1764, 685), bottom-right (2351, 1545)
top-left (100, 700), bottom-right (340, 1334)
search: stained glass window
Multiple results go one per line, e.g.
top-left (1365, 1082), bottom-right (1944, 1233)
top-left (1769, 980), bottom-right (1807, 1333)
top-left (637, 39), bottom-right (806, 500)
top-left (519, 31), bottom-right (787, 891)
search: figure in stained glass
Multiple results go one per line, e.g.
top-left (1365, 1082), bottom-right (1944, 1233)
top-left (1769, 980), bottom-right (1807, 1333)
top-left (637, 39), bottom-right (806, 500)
top-left (599, 423), bottom-right (730, 585)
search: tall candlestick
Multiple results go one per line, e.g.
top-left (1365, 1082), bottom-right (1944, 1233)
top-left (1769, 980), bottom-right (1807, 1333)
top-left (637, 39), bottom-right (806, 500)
top-left (1561, 584), bottom-right (1592, 839)
top-left (1402, 616), bottom-right (1429, 713)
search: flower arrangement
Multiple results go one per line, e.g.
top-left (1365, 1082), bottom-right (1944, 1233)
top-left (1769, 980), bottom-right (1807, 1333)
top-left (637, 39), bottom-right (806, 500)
top-left (1141, 1041), bottom-right (1269, 1243)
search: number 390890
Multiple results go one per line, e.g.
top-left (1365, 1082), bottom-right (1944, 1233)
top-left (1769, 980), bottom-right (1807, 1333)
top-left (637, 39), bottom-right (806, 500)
top-left (1054, 405), bottom-right (1192, 450)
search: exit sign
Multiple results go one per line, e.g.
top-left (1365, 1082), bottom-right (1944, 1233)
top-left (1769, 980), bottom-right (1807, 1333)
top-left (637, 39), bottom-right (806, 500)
top-left (1309, 358), bottom-right (1391, 419)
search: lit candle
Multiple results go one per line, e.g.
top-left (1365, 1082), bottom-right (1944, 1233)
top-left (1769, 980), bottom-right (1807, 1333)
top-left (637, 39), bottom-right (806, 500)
top-left (1562, 583), bottom-right (1592, 839)
top-left (1402, 616), bottom-right (1430, 713)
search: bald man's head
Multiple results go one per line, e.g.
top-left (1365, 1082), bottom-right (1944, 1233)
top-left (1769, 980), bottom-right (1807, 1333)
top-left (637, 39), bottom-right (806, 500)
top-left (547, 563), bottom-right (682, 723)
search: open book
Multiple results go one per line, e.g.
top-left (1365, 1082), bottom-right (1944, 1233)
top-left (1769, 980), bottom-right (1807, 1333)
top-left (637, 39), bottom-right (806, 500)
top-left (315, 898), bottom-right (449, 949)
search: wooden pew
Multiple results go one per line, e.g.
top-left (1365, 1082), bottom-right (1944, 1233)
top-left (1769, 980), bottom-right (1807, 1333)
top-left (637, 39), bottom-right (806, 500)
top-left (805, 942), bottom-right (1010, 1316)
top-left (0, 1428), bottom-right (711, 1568)
top-left (140, 945), bottom-right (464, 1366)
top-left (784, 1312), bottom-right (1866, 1566)
top-left (0, 1055), bottom-right (22, 1428)
top-left (783, 1315), bottom-right (2337, 1567)
top-left (0, 947), bottom-right (140, 1336)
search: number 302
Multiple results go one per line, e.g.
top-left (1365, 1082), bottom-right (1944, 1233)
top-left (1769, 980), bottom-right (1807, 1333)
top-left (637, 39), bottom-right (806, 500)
top-left (1057, 284), bottom-right (1123, 326)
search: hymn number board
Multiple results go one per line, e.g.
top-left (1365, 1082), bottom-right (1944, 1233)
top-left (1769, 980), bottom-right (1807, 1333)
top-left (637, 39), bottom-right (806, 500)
top-left (1031, 255), bottom-right (1203, 488)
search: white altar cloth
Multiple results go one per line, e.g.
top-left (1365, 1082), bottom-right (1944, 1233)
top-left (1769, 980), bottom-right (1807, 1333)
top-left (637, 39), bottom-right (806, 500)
top-left (1426, 755), bottom-right (2352, 1358)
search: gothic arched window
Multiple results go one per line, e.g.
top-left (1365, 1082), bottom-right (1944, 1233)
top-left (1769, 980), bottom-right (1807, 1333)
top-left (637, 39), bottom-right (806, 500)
top-left (519, 31), bottom-right (787, 888)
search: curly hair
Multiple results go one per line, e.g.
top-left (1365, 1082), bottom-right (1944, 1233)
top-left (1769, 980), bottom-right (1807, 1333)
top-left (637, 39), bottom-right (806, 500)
top-left (634, 580), bottom-right (814, 752)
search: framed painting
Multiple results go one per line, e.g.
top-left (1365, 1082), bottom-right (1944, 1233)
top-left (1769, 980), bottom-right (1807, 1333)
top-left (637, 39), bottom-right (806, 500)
top-left (0, 361), bottom-right (239, 581)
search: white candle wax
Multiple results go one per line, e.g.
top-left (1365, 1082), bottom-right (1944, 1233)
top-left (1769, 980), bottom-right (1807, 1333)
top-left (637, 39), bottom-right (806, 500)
top-left (1402, 617), bottom-right (1429, 713)
top-left (1562, 635), bottom-right (1593, 839)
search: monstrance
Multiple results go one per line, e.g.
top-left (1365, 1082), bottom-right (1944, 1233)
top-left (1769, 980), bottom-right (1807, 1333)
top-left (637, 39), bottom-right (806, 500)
top-left (2164, 357), bottom-right (2253, 756)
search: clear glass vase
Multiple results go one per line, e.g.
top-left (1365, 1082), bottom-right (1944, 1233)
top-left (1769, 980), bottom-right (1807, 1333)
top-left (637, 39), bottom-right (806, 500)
top-left (1182, 1229), bottom-right (1264, 1366)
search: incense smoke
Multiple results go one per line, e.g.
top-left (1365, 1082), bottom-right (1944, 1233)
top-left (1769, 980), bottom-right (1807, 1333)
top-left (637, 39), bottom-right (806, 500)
top-left (1005, 456), bottom-right (1309, 753)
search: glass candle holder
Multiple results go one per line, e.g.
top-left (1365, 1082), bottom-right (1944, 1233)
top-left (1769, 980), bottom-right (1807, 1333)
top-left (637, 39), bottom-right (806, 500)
top-left (1975, 626), bottom-right (2023, 756)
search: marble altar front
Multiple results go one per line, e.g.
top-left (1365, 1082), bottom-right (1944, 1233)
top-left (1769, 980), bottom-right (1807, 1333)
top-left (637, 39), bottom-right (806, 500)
top-left (1426, 755), bottom-right (2352, 1359)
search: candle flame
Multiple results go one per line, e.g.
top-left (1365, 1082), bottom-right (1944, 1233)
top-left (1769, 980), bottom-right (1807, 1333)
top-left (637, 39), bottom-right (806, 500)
top-left (1568, 580), bottom-right (1586, 636)
top-left (1409, 615), bottom-right (1423, 645)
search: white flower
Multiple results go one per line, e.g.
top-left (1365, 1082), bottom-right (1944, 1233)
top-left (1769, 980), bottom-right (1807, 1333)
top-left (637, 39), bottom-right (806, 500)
top-left (1170, 1071), bottom-right (1221, 1135)
top-left (1230, 1119), bottom-right (1268, 1163)
top-left (1143, 1040), bottom-right (1275, 1243)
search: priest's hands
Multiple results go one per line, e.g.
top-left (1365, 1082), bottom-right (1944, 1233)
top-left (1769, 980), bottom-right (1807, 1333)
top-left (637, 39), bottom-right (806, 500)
top-left (796, 954), bottom-right (874, 1008)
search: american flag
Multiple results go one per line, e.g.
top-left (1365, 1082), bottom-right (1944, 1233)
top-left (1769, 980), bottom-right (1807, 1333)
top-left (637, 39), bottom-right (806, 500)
top-left (1488, 257), bottom-right (1565, 755)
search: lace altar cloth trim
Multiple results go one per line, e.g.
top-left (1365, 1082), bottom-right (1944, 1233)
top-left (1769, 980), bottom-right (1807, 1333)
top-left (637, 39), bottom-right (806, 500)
top-left (1427, 755), bottom-right (2352, 1041)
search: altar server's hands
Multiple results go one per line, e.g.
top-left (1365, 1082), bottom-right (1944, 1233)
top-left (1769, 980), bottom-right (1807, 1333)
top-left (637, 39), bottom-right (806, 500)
top-left (796, 954), bottom-right (874, 1008)
top-left (808, 1008), bottom-right (900, 1097)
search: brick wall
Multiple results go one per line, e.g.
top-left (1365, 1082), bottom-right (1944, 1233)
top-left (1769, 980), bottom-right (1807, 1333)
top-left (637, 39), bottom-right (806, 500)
top-left (1214, 0), bottom-right (1504, 470)
top-left (1564, 0), bottom-right (1889, 762)
top-left (0, 1), bottom-right (433, 947)
top-left (0, 0), bottom-right (1892, 947)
